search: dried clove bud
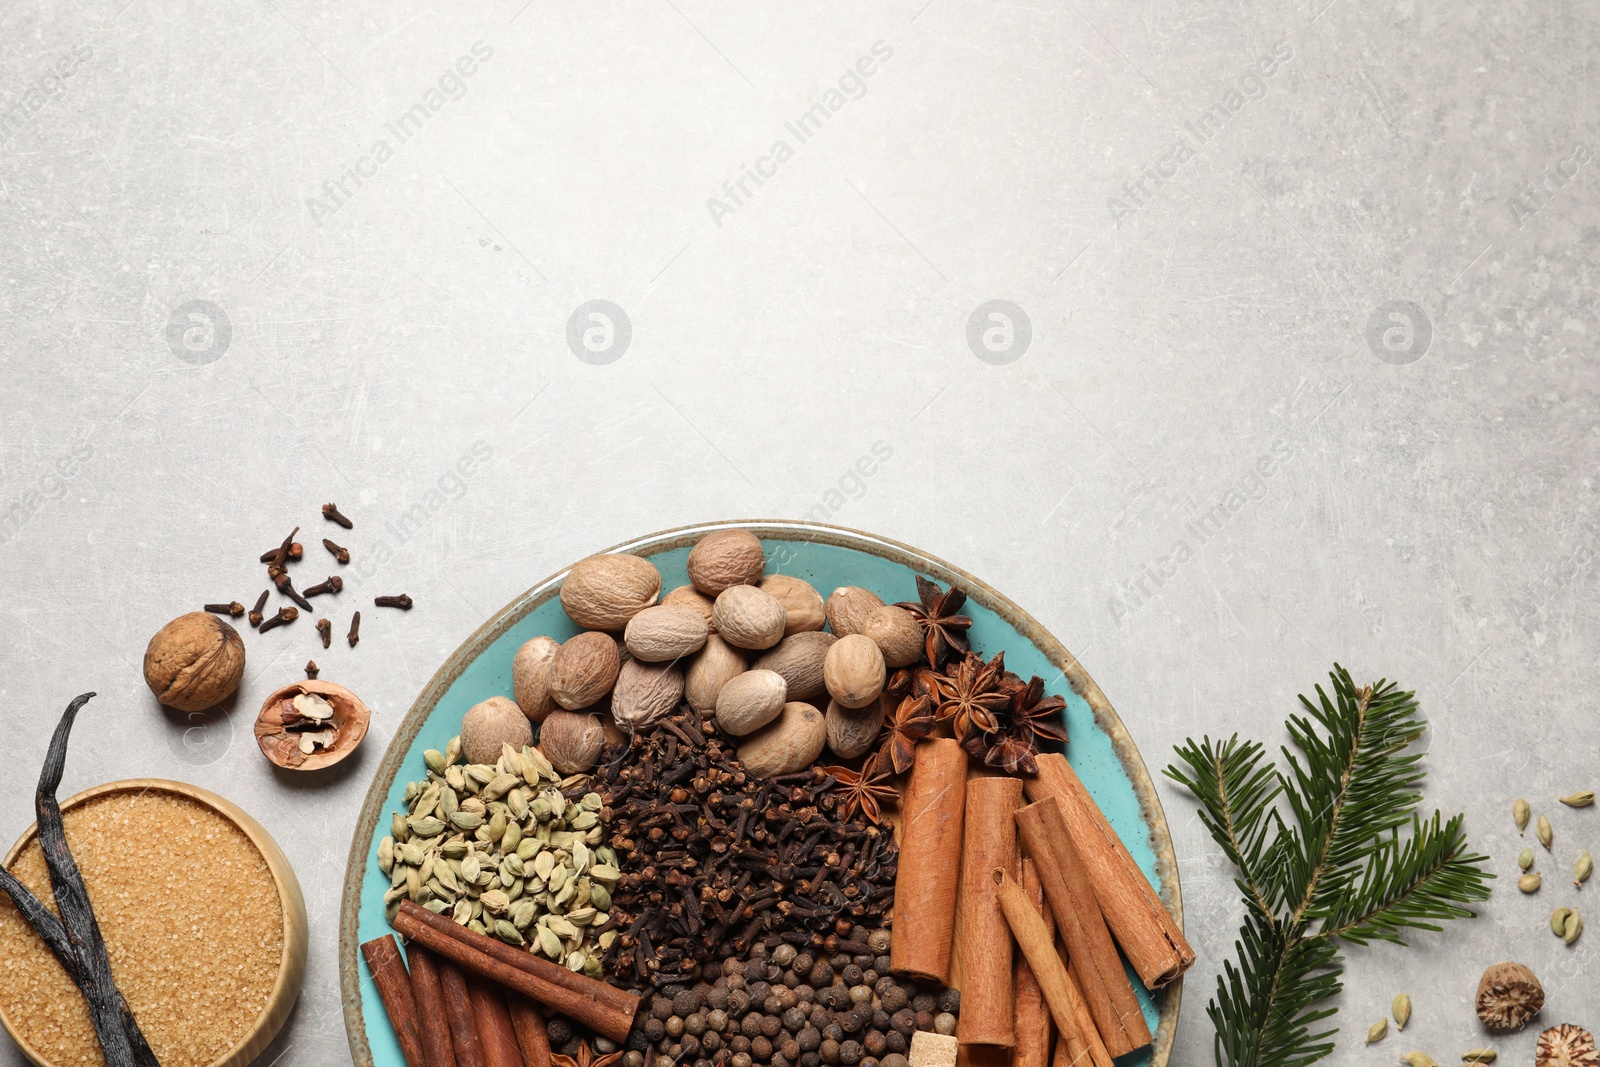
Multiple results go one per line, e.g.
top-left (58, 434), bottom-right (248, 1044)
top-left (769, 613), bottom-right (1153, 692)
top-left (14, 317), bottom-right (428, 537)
top-left (269, 527), bottom-right (300, 569)
top-left (259, 543), bottom-right (303, 563)
top-left (374, 594), bottom-right (413, 610)
top-left (323, 538), bottom-right (350, 564)
top-left (259, 607), bottom-right (300, 634)
top-left (305, 660), bottom-right (319, 679)
top-left (304, 576), bottom-right (344, 598)
top-left (249, 589), bottom-right (271, 628)
top-left (276, 575), bottom-right (314, 613)
top-left (322, 503), bottom-right (353, 529)
top-left (347, 611), bottom-right (361, 647)
top-left (205, 602), bottom-right (245, 617)
top-left (316, 618), bottom-right (332, 648)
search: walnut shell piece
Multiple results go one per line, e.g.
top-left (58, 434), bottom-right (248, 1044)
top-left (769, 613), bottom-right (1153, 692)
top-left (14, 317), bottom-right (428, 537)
top-left (1537, 1024), bottom-right (1598, 1067)
top-left (143, 612), bottom-right (246, 712)
top-left (1475, 961), bottom-right (1545, 1031)
top-left (559, 553), bottom-right (661, 631)
top-left (686, 529), bottom-right (766, 596)
top-left (460, 695), bottom-right (534, 764)
top-left (254, 679), bottom-right (371, 771)
top-left (538, 710), bottom-right (606, 774)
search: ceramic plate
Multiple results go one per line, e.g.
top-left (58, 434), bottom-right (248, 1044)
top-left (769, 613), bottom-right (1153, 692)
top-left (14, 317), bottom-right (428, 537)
top-left (340, 521), bottom-right (1183, 1065)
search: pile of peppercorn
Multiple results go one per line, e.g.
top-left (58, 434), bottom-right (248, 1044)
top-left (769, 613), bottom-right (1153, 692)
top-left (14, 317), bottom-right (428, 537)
top-left (542, 926), bottom-right (957, 1067)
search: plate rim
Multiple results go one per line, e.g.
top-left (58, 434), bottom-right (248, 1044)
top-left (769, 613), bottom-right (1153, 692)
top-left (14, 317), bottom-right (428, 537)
top-left (339, 519), bottom-right (1184, 1066)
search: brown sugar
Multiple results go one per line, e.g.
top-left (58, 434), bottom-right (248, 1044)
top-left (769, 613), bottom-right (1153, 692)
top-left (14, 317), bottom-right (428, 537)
top-left (0, 789), bottom-right (284, 1067)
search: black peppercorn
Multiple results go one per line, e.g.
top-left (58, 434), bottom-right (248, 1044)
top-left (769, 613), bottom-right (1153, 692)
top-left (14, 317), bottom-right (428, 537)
top-left (841, 965), bottom-right (864, 986)
top-left (782, 1038), bottom-right (801, 1060)
top-left (871, 1010), bottom-right (890, 1032)
top-left (863, 1030), bottom-right (887, 1056)
top-left (783, 969), bottom-right (802, 988)
top-left (793, 953), bottom-right (815, 976)
top-left (547, 1017), bottom-right (575, 1046)
top-left (731, 1036), bottom-right (752, 1054)
top-left (838, 1040), bottom-right (863, 1066)
top-left (751, 1037), bottom-right (773, 1061)
top-left (784, 1008), bottom-right (809, 1032)
top-left (883, 1031), bottom-right (906, 1055)
top-left (888, 1009), bottom-right (916, 1036)
top-left (873, 955), bottom-right (892, 974)
top-left (913, 1011), bottom-right (934, 1032)
top-left (708, 986), bottom-right (731, 1011)
top-left (823, 1023), bottom-right (844, 1043)
top-left (644, 1018), bottom-right (666, 1042)
top-left (728, 991), bottom-right (751, 1016)
top-left (937, 988), bottom-right (960, 1014)
top-left (798, 1026), bottom-right (822, 1052)
top-left (880, 987), bottom-right (909, 1014)
top-left (653, 997), bottom-right (675, 1021)
top-left (910, 994), bottom-right (936, 1015)
top-left (676, 990), bottom-right (703, 1016)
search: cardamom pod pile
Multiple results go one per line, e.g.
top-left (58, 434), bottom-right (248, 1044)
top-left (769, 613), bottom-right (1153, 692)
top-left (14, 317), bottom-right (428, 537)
top-left (377, 737), bottom-right (619, 978)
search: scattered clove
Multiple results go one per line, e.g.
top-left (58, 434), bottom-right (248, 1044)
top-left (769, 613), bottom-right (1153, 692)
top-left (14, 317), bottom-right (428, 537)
top-left (303, 576), bottom-right (344, 598)
top-left (347, 611), bottom-right (361, 647)
top-left (316, 619), bottom-right (332, 649)
top-left (374, 594), bottom-right (413, 610)
top-left (322, 503), bottom-right (353, 529)
top-left (269, 527), bottom-right (300, 570)
top-left (259, 607), bottom-right (299, 634)
top-left (275, 575), bottom-right (313, 613)
top-left (248, 589), bottom-right (270, 628)
top-left (204, 602), bottom-right (245, 617)
top-left (323, 538), bottom-right (350, 564)
top-left (305, 660), bottom-right (319, 680)
top-left (259, 543), bottom-right (303, 563)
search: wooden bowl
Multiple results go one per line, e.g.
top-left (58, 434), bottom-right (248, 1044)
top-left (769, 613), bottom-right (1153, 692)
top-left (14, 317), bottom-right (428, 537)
top-left (0, 779), bottom-right (308, 1067)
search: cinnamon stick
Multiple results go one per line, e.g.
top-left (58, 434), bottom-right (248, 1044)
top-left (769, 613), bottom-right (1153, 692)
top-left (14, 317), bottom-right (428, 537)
top-left (991, 870), bottom-right (1112, 1067)
top-left (956, 776), bottom-right (1022, 1047)
top-left (1012, 859), bottom-right (1052, 1067)
top-left (467, 976), bottom-right (523, 1067)
top-left (436, 957), bottom-right (485, 1067)
top-left (1016, 798), bottom-right (1151, 1056)
top-left (405, 946), bottom-right (459, 1067)
top-left (393, 900), bottom-right (639, 1043)
top-left (506, 994), bottom-right (553, 1067)
top-left (361, 936), bottom-right (427, 1067)
top-left (1027, 752), bottom-right (1195, 988)
top-left (890, 737), bottom-right (968, 982)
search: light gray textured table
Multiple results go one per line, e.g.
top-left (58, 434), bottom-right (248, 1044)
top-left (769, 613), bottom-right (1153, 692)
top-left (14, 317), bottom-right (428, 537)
top-left (3, 0), bottom-right (1597, 1063)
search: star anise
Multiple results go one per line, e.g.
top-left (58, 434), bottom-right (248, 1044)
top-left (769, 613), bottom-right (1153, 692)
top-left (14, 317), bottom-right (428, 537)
top-left (885, 664), bottom-right (942, 701)
top-left (878, 692), bottom-right (937, 774)
top-left (824, 752), bottom-right (898, 824)
top-left (552, 1043), bottom-right (622, 1067)
top-left (1007, 674), bottom-right (1068, 749)
top-left (971, 731), bottom-right (1040, 775)
top-left (896, 575), bottom-right (973, 668)
top-left (934, 651), bottom-right (1011, 741)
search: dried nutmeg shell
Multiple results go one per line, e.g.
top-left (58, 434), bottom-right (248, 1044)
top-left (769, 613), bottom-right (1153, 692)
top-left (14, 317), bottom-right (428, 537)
top-left (1475, 961), bottom-right (1545, 1031)
top-left (254, 679), bottom-right (371, 771)
top-left (143, 611), bottom-right (246, 711)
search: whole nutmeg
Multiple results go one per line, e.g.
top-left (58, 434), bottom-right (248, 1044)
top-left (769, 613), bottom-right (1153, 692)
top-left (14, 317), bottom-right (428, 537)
top-left (686, 634), bottom-right (747, 714)
top-left (511, 635), bottom-right (561, 722)
top-left (559, 553), bottom-right (662, 631)
top-left (460, 695), bottom-right (534, 764)
top-left (549, 631), bottom-right (622, 710)
top-left (825, 587), bottom-right (884, 638)
top-left (612, 658), bottom-right (685, 732)
top-left (759, 575), bottom-right (826, 636)
top-left (738, 702), bottom-right (826, 777)
top-left (712, 585), bottom-right (787, 651)
top-left (662, 584), bottom-right (717, 631)
top-left (625, 604), bottom-right (710, 662)
top-left (538, 710), bottom-right (607, 774)
top-left (715, 669), bottom-right (788, 737)
top-left (1536, 1025), bottom-right (1597, 1067)
top-left (254, 679), bottom-right (371, 770)
top-left (752, 631), bottom-right (836, 703)
top-left (825, 697), bottom-right (885, 759)
top-left (824, 634), bottom-right (886, 709)
top-left (860, 605), bottom-right (923, 668)
top-left (143, 612), bottom-right (246, 711)
top-left (687, 529), bottom-right (766, 596)
top-left (1475, 961), bottom-right (1545, 1031)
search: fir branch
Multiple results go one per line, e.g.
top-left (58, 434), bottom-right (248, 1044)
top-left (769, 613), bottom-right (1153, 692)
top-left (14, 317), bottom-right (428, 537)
top-left (1165, 665), bottom-right (1493, 1067)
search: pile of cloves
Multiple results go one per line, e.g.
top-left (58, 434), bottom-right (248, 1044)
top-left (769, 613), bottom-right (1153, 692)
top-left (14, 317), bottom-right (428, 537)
top-left (200, 502), bottom-right (414, 659)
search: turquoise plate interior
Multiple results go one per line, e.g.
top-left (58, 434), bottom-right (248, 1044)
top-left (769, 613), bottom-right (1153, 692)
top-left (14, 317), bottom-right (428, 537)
top-left (340, 520), bottom-right (1183, 1065)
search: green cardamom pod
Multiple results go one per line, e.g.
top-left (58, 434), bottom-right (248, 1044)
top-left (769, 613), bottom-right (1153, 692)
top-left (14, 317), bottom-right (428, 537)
top-left (377, 837), bottom-right (395, 876)
top-left (452, 899), bottom-right (472, 925)
top-left (1537, 814), bottom-right (1554, 849)
top-left (1576, 851), bottom-right (1593, 887)
top-left (1563, 909), bottom-right (1583, 944)
top-left (1514, 798), bottom-right (1531, 833)
top-left (1367, 1018), bottom-right (1389, 1043)
top-left (392, 811), bottom-right (410, 843)
top-left (1560, 790), bottom-right (1595, 808)
top-left (1553, 907), bottom-right (1574, 935)
top-left (1460, 1050), bottom-right (1497, 1063)
top-left (1519, 872), bottom-right (1542, 893)
top-left (444, 736), bottom-right (462, 766)
top-left (1392, 993), bottom-right (1412, 1030)
top-left (449, 811), bottom-right (483, 831)
top-left (1518, 848), bottom-right (1534, 871)
top-left (536, 925), bottom-right (563, 958)
top-left (1398, 1054), bottom-right (1437, 1067)
top-left (423, 749), bottom-right (446, 775)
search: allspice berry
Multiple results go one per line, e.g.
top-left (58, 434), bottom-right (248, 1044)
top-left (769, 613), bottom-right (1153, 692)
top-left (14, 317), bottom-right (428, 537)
top-left (460, 695), bottom-right (533, 764)
top-left (143, 612), bottom-right (245, 711)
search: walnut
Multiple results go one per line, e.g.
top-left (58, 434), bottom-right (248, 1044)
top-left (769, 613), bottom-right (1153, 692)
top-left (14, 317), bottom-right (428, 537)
top-left (253, 680), bottom-right (371, 770)
top-left (1475, 961), bottom-right (1544, 1030)
top-left (1537, 1025), bottom-right (1598, 1067)
top-left (142, 612), bottom-right (245, 711)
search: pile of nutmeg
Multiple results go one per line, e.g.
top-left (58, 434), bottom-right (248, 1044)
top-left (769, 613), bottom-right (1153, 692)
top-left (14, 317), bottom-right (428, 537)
top-left (458, 529), bottom-right (920, 778)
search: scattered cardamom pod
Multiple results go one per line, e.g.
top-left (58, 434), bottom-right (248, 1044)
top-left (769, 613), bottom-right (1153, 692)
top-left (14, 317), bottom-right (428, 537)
top-left (1536, 813), bottom-right (1554, 849)
top-left (1518, 847), bottom-right (1534, 871)
top-left (1460, 1050), bottom-right (1497, 1063)
top-left (1563, 909), bottom-right (1583, 944)
top-left (1560, 790), bottom-right (1595, 808)
top-left (1393, 993), bottom-right (1412, 1030)
top-left (1576, 850), bottom-right (1593, 887)
top-left (1399, 1053), bottom-right (1438, 1067)
top-left (1367, 1019), bottom-right (1389, 1043)
top-left (1519, 872), bottom-right (1542, 893)
top-left (1514, 798), bottom-right (1531, 833)
top-left (423, 748), bottom-right (446, 775)
top-left (1553, 907), bottom-right (1574, 935)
